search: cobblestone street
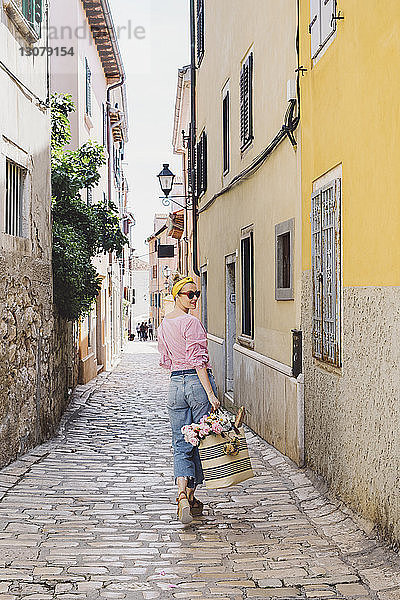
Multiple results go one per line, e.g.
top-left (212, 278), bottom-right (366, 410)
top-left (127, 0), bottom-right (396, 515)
top-left (0, 343), bottom-right (399, 600)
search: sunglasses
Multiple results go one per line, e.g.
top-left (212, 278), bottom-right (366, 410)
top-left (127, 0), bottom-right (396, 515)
top-left (178, 290), bottom-right (201, 299)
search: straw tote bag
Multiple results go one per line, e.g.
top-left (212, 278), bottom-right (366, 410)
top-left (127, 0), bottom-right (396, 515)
top-left (198, 427), bottom-right (254, 489)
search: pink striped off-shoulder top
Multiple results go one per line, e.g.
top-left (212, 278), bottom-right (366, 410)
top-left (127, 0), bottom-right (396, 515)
top-left (157, 313), bottom-right (210, 372)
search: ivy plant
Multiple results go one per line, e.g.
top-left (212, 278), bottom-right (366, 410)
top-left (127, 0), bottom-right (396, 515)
top-left (51, 93), bottom-right (128, 321)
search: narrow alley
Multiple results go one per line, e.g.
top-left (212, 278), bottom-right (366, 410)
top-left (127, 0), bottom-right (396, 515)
top-left (0, 345), bottom-right (398, 600)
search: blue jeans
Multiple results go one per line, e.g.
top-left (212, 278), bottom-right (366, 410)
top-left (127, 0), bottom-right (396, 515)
top-left (167, 370), bottom-right (217, 488)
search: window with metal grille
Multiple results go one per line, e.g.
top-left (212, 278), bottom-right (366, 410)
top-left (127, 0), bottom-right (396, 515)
top-left (275, 218), bottom-right (294, 300)
top-left (196, 0), bottom-right (204, 64)
top-left (5, 159), bottom-right (25, 237)
top-left (85, 58), bottom-right (92, 117)
top-left (22, 0), bottom-right (42, 35)
top-left (311, 178), bottom-right (341, 366)
top-left (241, 230), bottom-right (254, 338)
top-left (196, 130), bottom-right (207, 197)
top-left (309, 0), bottom-right (337, 59)
top-left (222, 89), bottom-right (230, 174)
top-left (240, 52), bottom-right (253, 151)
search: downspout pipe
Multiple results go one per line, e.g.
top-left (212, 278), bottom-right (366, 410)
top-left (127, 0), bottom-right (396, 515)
top-left (100, 0), bottom-right (126, 208)
top-left (189, 0), bottom-right (200, 277)
top-left (100, 0), bottom-right (126, 357)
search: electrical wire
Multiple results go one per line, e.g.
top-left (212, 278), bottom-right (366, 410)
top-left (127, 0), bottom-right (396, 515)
top-left (0, 59), bottom-right (48, 108)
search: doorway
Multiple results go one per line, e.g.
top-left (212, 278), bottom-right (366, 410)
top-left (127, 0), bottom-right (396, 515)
top-left (96, 293), bottom-right (103, 371)
top-left (225, 255), bottom-right (236, 397)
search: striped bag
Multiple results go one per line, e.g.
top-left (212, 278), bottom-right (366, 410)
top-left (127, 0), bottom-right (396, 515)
top-left (198, 427), bottom-right (254, 489)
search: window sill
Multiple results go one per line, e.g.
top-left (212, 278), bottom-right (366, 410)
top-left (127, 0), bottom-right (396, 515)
top-left (240, 138), bottom-right (254, 157)
top-left (237, 335), bottom-right (254, 350)
top-left (275, 289), bottom-right (294, 301)
top-left (84, 113), bottom-right (93, 131)
top-left (313, 357), bottom-right (342, 376)
top-left (4, 0), bottom-right (39, 43)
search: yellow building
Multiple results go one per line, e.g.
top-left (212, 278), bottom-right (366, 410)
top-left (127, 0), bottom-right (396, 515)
top-left (300, 0), bottom-right (400, 543)
top-left (194, 0), bottom-right (304, 464)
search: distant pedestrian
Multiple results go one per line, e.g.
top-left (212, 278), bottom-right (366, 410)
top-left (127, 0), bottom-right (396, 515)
top-left (148, 322), bottom-right (154, 340)
top-left (136, 323), bottom-right (141, 340)
top-left (157, 275), bottom-right (220, 524)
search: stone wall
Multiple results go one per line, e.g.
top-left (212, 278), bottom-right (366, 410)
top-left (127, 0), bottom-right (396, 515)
top-left (302, 271), bottom-right (400, 544)
top-left (0, 258), bottom-right (78, 469)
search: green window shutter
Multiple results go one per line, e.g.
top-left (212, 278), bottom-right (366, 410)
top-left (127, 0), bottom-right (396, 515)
top-left (22, 0), bottom-right (42, 34)
top-left (22, 0), bottom-right (33, 25)
top-left (85, 58), bottom-right (92, 117)
top-left (34, 0), bottom-right (42, 35)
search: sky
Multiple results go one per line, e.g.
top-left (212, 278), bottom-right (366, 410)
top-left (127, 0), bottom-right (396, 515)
top-left (111, 0), bottom-right (190, 260)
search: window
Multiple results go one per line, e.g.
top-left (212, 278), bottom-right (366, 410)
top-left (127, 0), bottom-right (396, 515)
top-left (240, 51), bottom-right (253, 151)
top-left (201, 267), bottom-right (208, 329)
top-left (309, 0), bottom-right (337, 59)
top-left (86, 187), bottom-right (93, 206)
top-left (222, 88), bottom-right (230, 175)
top-left (152, 265), bottom-right (157, 279)
top-left (187, 123), bottom-right (194, 194)
top-left (196, 130), bottom-right (207, 197)
top-left (241, 229), bottom-right (254, 338)
top-left (22, 0), bottom-right (42, 35)
top-left (275, 218), bottom-right (294, 300)
top-left (87, 313), bottom-right (92, 348)
top-left (196, 0), bottom-right (204, 64)
top-left (311, 178), bottom-right (341, 366)
top-left (85, 58), bottom-right (92, 117)
top-left (5, 159), bottom-right (25, 237)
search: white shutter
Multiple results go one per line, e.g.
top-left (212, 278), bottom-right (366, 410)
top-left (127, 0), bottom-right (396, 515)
top-left (309, 0), bottom-right (320, 58)
top-left (321, 0), bottom-right (336, 46)
top-left (311, 190), bottom-right (322, 359)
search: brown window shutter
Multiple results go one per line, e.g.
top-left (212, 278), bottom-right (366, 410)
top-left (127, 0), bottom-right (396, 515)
top-left (240, 53), bottom-right (253, 150)
top-left (196, 131), bottom-right (207, 196)
top-left (202, 131), bottom-right (207, 193)
top-left (196, 0), bottom-right (205, 64)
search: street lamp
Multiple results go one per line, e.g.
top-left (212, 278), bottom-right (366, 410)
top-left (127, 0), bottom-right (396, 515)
top-left (157, 163), bottom-right (175, 197)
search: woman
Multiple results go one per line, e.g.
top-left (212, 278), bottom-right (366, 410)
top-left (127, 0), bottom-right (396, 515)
top-left (158, 276), bottom-right (220, 524)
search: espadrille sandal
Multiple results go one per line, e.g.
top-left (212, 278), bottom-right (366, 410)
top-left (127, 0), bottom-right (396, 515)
top-left (189, 497), bottom-right (204, 516)
top-left (176, 491), bottom-right (193, 524)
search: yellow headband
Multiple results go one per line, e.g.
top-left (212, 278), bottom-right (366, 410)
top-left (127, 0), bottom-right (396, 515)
top-left (172, 277), bottom-right (194, 299)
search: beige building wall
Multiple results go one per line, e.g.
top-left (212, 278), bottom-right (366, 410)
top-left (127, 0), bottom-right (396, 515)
top-left (196, 0), bottom-right (303, 464)
top-left (148, 216), bottom-right (180, 331)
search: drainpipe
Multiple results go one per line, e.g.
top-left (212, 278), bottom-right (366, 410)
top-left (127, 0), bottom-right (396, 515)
top-left (189, 0), bottom-right (200, 277)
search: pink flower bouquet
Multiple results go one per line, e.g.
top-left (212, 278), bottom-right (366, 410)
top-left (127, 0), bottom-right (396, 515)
top-left (181, 410), bottom-right (234, 446)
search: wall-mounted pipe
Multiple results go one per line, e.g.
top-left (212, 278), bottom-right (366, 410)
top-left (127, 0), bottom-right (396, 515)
top-left (189, 0), bottom-right (200, 277)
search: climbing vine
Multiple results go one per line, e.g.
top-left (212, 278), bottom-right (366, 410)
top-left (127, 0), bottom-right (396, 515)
top-left (51, 93), bottom-right (128, 321)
